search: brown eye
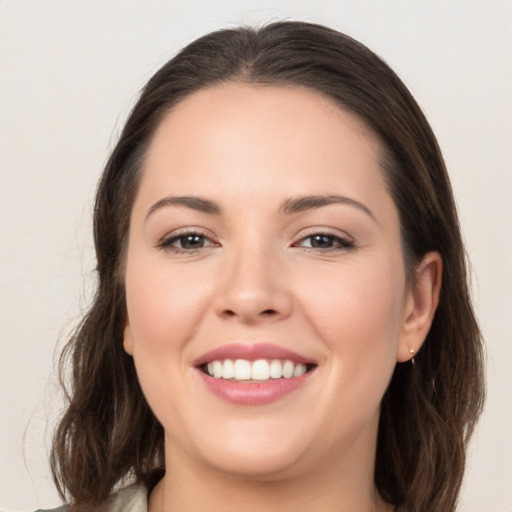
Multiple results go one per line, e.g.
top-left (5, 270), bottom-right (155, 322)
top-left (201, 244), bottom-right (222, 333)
top-left (159, 231), bottom-right (218, 252)
top-left (309, 234), bottom-right (336, 248)
top-left (296, 233), bottom-right (355, 251)
top-left (178, 234), bottom-right (206, 249)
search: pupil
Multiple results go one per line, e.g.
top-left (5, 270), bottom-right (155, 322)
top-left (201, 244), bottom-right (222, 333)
top-left (182, 235), bottom-right (203, 249)
top-left (311, 235), bottom-right (333, 248)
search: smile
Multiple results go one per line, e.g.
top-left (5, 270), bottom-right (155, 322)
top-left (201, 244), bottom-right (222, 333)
top-left (194, 343), bottom-right (317, 405)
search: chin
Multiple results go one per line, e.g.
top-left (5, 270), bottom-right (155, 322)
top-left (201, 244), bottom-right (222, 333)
top-left (177, 420), bottom-right (314, 480)
top-left (202, 445), bottom-right (307, 480)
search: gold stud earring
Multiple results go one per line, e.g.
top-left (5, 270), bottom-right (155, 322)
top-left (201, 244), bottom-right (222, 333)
top-left (409, 347), bottom-right (416, 365)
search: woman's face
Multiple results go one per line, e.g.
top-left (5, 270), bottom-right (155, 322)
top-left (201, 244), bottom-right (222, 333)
top-left (123, 84), bottom-right (416, 479)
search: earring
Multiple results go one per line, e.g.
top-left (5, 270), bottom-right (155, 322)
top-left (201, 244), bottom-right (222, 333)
top-left (409, 347), bottom-right (416, 365)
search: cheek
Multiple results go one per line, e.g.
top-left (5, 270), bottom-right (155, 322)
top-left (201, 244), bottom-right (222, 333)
top-left (125, 261), bottom-right (212, 356)
top-left (297, 258), bottom-right (405, 379)
top-left (123, 261), bottom-right (214, 429)
top-left (297, 262), bottom-right (405, 437)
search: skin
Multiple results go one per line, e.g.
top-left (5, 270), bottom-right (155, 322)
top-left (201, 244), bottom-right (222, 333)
top-left (123, 84), bottom-right (442, 512)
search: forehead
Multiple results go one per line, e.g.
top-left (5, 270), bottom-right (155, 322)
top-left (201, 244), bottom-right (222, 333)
top-left (138, 83), bottom-right (388, 206)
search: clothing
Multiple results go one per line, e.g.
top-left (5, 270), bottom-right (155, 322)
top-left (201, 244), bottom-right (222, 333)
top-left (34, 484), bottom-right (147, 512)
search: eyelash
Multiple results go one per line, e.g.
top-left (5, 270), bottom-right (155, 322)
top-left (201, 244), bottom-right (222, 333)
top-left (158, 230), bottom-right (355, 254)
top-left (293, 232), bottom-right (355, 252)
top-left (158, 230), bottom-right (219, 254)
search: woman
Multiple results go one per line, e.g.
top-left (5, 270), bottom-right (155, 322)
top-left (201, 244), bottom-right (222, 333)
top-left (43, 21), bottom-right (484, 512)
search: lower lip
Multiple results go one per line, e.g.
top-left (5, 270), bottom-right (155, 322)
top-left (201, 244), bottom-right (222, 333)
top-left (196, 369), bottom-right (314, 406)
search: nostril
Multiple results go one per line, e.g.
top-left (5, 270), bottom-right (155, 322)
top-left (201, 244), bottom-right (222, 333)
top-left (221, 308), bottom-right (277, 319)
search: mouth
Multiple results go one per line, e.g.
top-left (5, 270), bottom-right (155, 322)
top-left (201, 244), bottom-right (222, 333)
top-left (193, 343), bottom-right (317, 405)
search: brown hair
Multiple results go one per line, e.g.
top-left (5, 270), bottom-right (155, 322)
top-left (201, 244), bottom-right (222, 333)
top-left (51, 21), bottom-right (485, 511)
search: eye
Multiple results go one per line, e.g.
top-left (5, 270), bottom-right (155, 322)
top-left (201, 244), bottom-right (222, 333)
top-left (295, 233), bottom-right (355, 251)
top-left (158, 231), bottom-right (218, 253)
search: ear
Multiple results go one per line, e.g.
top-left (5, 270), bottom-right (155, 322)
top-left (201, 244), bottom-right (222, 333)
top-left (123, 317), bottom-right (134, 356)
top-left (397, 252), bottom-right (442, 363)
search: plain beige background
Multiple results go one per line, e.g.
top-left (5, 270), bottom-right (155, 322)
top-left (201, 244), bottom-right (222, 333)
top-left (1, 0), bottom-right (511, 510)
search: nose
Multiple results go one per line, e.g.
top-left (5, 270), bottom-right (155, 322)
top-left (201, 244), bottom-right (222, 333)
top-left (214, 245), bottom-right (293, 324)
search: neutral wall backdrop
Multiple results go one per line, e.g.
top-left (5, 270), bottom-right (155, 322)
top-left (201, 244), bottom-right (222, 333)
top-left (1, 1), bottom-right (511, 510)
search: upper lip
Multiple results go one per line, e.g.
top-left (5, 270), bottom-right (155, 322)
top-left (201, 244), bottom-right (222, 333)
top-left (192, 343), bottom-right (316, 367)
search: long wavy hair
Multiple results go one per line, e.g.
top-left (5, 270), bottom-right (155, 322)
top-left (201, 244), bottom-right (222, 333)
top-left (51, 21), bottom-right (485, 511)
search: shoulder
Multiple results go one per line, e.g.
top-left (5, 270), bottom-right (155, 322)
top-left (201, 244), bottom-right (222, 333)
top-left (33, 507), bottom-right (67, 512)
top-left (103, 484), bottom-right (148, 512)
top-left (33, 484), bottom-right (148, 512)
top-left (33, 507), bottom-right (68, 512)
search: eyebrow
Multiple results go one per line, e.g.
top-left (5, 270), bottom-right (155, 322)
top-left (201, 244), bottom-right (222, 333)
top-left (145, 193), bottom-right (376, 223)
top-left (281, 194), bottom-right (376, 222)
top-left (146, 196), bottom-right (222, 221)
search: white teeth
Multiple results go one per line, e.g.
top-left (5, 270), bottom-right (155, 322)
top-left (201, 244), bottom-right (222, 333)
top-left (282, 360), bottom-right (295, 378)
top-left (269, 360), bottom-right (282, 378)
top-left (293, 363), bottom-right (307, 377)
top-left (252, 359), bottom-right (270, 380)
top-left (234, 359), bottom-right (252, 380)
top-left (223, 359), bottom-right (235, 379)
top-left (205, 358), bottom-right (310, 381)
top-left (213, 360), bottom-right (223, 378)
